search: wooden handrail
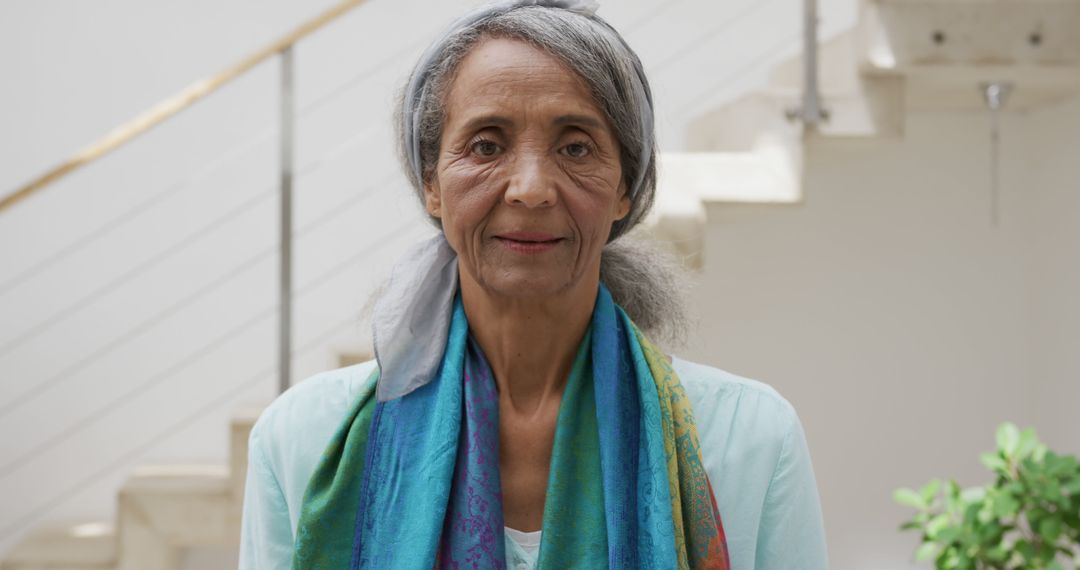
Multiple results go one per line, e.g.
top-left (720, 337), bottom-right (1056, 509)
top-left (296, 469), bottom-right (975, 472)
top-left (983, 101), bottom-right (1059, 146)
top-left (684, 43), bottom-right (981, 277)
top-left (0, 0), bottom-right (366, 214)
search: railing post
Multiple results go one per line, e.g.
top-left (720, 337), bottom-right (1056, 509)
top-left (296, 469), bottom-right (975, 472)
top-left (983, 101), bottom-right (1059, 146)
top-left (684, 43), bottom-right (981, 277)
top-left (788, 0), bottom-right (829, 126)
top-left (279, 46), bottom-right (295, 395)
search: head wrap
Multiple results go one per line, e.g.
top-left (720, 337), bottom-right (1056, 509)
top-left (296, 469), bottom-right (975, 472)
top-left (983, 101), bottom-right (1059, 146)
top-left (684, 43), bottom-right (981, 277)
top-left (376, 0), bottom-right (652, 401)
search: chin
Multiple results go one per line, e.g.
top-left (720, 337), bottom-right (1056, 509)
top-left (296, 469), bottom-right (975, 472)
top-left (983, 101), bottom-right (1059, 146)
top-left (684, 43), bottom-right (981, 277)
top-left (478, 270), bottom-right (576, 300)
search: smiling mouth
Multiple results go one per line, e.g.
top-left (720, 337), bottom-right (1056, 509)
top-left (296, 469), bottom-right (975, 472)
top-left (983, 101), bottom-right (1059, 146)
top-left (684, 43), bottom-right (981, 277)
top-left (494, 233), bottom-right (564, 254)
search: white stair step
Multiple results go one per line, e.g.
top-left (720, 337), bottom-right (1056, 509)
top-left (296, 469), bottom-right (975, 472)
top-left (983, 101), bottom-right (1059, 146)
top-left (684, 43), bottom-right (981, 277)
top-left (1, 522), bottom-right (115, 570)
top-left (112, 467), bottom-right (239, 570)
top-left (229, 409), bottom-right (261, 503)
top-left (2, 404), bottom-right (263, 570)
top-left (660, 152), bottom-right (801, 204)
top-left (118, 465), bottom-right (238, 547)
top-left (642, 165), bottom-right (708, 268)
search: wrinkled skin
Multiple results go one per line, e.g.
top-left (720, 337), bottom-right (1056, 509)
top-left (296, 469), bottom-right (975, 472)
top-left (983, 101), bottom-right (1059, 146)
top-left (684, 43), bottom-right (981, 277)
top-left (425, 36), bottom-right (630, 303)
top-left (424, 36), bottom-right (632, 533)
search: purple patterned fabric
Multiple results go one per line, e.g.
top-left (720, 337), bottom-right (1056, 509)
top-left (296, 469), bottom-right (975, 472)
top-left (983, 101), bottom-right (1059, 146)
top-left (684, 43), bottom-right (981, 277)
top-left (438, 337), bottom-right (507, 567)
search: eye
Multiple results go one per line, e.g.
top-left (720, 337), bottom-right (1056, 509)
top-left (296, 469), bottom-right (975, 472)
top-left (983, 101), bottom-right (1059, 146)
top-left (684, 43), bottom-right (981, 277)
top-left (561, 141), bottom-right (593, 159)
top-left (469, 138), bottom-right (501, 157)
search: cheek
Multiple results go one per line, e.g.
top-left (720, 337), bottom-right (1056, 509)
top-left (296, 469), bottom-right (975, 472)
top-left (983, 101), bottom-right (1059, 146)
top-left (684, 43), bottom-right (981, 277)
top-left (437, 165), bottom-right (501, 239)
top-left (564, 195), bottom-right (617, 247)
top-left (563, 171), bottom-right (624, 240)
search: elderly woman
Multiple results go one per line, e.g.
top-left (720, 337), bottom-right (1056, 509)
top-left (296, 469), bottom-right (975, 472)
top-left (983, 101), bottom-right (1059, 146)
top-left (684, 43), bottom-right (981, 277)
top-left (240, 1), bottom-right (827, 568)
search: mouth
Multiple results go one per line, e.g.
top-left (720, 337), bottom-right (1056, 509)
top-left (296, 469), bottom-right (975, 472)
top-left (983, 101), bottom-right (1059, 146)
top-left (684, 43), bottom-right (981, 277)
top-left (494, 231), bottom-right (565, 254)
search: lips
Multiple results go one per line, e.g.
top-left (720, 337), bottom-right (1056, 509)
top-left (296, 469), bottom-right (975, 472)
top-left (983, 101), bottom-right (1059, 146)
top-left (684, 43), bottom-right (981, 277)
top-left (497, 231), bottom-right (561, 243)
top-left (494, 231), bottom-right (564, 254)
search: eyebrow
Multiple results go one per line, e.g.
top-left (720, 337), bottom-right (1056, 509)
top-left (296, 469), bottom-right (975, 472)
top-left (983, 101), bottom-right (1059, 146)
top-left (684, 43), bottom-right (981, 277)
top-left (461, 115), bottom-right (514, 131)
top-left (553, 114), bottom-right (604, 129)
top-left (459, 113), bottom-right (605, 131)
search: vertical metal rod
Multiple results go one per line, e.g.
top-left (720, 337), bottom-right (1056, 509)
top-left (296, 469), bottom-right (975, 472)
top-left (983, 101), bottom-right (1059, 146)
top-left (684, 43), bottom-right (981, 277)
top-left (279, 46), bottom-right (295, 395)
top-left (990, 110), bottom-right (1000, 227)
top-left (797, 0), bottom-right (827, 126)
top-left (981, 82), bottom-right (1012, 228)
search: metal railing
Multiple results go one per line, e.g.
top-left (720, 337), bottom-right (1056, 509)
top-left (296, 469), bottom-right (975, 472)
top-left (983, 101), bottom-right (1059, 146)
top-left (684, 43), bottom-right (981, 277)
top-left (0, 0), bottom-right (366, 212)
top-left (0, 0), bottom-right (368, 395)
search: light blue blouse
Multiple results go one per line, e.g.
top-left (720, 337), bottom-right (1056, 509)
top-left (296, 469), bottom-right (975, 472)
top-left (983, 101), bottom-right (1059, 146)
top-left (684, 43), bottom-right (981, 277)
top-left (239, 357), bottom-right (829, 569)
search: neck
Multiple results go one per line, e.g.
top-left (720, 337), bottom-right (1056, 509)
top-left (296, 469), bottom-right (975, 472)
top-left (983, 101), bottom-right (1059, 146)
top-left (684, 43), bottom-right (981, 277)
top-left (460, 271), bottom-right (597, 418)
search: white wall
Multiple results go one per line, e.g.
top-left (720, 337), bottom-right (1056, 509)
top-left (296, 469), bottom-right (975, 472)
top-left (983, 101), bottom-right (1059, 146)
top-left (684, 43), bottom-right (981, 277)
top-left (682, 98), bottom-right (1080, 568)
top-left (1023, 96), bottom-right (1080, 454)
top-left (0, 0), bottom-right (858, 558)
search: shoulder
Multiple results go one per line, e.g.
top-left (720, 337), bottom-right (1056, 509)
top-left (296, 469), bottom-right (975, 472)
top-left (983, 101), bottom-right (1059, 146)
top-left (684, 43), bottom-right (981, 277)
top-left (248, 361), bottom-right (378, 518)
top-left (251, 360), bottom-right (377, 449)
top-left (672, 356), bottom-right (799, 461)
top-left (671, 357), bottom-right (819, 566)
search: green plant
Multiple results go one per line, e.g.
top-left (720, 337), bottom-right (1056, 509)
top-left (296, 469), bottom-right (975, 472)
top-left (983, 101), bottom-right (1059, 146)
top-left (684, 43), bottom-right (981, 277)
top-left (895, 423), bottom-right (1080, 569)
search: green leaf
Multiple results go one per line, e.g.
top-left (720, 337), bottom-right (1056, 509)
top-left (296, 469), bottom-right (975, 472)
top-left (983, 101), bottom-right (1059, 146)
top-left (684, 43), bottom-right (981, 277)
top-left (985, 545), bottom-right (1008, 562)
top-left (998, 422), bottom-right (1021, 457)
top-left (1004, 481), bottom-right (1025, 495)
top-left (977, 520), bottom-right (1004, 545)
top-left (1015, 539), bottom-right (1035, 560)
top-left (962, 501), bottom-right (979, 527)
top-left (1044, 479), bottom-right (1064, 504)
top-left (960, 486), bottom-right (987, 503)
top-left (1017, 427), bottom-right (1040, 459)
top-left (945, 480), bottom-right (962, 514)
top-left (926, 514), bottom-right (950, 539)
top-left (1058, 454), bottom-right (1078, 472)
top-left (1033, 443), bottom-right (1048, 462)
top-left (894, 487), bottom-right (927, 510)
top-left (1039, 517), bottom-right (1064, 543)
top-left (993, 494), bottom-right (1020, 518)
top-left (1046, 452), bottom-right (1065, 476)
top-left (982, 452), bottom-right (1009, 473)
top-left (937, 525), bottom-right (962, 544)
top-left (915, 541), bottom-right (939, 562)
top-left (1029, 507), bottom-right (1050, 531)
top-left (921, 479), bottom-right (942, 504)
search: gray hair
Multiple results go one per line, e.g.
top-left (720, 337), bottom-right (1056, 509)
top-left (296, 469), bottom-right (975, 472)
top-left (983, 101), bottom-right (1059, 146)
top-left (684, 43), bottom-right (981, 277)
top-left (395, 1), bottom-right (688, 344)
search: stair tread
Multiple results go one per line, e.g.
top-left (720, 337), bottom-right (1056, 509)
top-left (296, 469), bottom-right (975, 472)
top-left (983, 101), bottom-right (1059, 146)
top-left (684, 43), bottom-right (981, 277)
top-left (5, 522), bottom-right (116, 565)
top-left (121, 464), bottom-right (230, 494)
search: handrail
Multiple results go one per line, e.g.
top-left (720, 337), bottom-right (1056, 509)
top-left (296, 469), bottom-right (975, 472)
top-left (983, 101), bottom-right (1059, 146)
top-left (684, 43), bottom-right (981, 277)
top-left (0, 0), bottom-right (366, 213)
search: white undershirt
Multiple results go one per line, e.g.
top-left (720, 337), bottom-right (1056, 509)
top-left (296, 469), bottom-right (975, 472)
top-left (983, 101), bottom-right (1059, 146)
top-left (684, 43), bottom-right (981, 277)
top-left (504, 526), bottom-right (542, 554)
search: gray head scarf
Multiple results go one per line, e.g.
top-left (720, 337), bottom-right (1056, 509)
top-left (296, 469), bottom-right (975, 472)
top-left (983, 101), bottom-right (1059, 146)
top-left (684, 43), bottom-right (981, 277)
top-left (374, 0), bottom-right (651, 401)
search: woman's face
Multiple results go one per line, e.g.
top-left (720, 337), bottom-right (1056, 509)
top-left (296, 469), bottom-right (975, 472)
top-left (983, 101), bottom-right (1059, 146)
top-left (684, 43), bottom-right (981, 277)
top-left (426, 37), bottom-right (630, 302)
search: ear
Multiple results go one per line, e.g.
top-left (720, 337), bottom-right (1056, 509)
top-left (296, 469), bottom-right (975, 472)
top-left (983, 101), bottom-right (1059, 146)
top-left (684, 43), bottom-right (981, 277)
top-left (424, 178), bottom-right (442, 219)
top-left (613, 181), bottom-right (631, 222)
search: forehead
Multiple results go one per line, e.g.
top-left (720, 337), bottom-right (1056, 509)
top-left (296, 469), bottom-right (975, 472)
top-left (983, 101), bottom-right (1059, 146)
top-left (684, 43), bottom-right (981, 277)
top-left (443, 36), bottom-right (607, 128)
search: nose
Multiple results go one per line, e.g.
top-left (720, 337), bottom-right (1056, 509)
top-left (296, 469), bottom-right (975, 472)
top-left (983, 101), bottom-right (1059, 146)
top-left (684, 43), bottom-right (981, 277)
top-left (504, 154), bottom-right (557, 208)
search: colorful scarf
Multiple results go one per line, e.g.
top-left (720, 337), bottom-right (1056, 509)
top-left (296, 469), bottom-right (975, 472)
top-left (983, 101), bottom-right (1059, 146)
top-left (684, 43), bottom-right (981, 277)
top-left (293, 285), bottom-right (730, 569)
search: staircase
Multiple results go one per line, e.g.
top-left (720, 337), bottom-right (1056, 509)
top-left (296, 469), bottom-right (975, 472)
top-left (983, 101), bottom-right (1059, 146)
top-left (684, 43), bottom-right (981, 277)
top-left (5, 0), bottom-right (1080, 568)
top-left (1, 411), bottom-right (258, 570)
top-left (648, 0), bottom-right (1079, 266)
